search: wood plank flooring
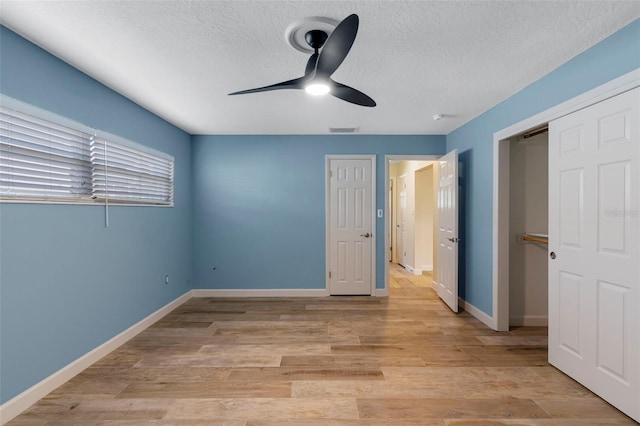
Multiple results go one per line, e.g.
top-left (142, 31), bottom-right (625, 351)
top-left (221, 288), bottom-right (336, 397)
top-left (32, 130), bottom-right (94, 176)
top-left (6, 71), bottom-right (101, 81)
top-left (8, 264), bottom-right (635, 425)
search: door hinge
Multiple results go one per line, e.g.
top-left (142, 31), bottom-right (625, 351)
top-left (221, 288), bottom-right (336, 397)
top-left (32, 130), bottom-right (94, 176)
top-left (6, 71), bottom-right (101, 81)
top-left (329, 271), bottom-right (332, 279)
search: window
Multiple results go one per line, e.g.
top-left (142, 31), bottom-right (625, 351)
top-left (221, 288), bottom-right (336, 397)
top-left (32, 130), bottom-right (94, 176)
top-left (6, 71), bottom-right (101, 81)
top-left (0, 105), bottom-right (92, 201)
top-left (0, 99), bottom-right (174, 206)
top-left (90, 138), bottom-right (174, 205)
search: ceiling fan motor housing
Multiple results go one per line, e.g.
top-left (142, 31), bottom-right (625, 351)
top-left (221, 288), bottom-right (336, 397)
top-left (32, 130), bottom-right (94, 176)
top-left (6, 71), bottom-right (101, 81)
top-left (305, 30), bottom-right (328, 51)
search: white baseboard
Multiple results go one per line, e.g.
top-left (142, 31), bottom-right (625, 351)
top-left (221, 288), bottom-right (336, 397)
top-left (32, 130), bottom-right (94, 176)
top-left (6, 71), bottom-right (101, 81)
top-left (191, 289), bottom-right (329, 298)
top-left (375, 288), bottom-right (389, 297)
top-left (509, 315), bottom-right (548, 327)
top-left (421, 264), bottom-right (433, 272)
top-left (192, 288), bottom-right (391, 298)
top-left (413, 268), bottom-right (422, 276)
top-left (0, 291), bottom-right (192, 425)
top-left (459, 297), bottom-right (497, 330)
top-left (403, 264), bottom-right (414, 273)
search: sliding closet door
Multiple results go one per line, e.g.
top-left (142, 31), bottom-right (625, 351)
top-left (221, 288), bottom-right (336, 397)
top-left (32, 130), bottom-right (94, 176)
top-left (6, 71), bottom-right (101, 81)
top-left (548, 87), bottom-right (639, 422)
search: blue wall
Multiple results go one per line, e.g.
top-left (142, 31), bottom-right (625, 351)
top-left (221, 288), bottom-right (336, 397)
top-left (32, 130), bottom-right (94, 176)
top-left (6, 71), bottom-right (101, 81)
top-left (191, 135), bottom-right (445, 291)
top-left (447, 19), bottom-right (640, 316)
top-left (0, 27), bottom-right (193, 404)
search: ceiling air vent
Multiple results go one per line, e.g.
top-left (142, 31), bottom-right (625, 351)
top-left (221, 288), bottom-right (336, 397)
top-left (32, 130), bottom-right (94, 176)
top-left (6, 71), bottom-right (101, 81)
top-left (329, 127), bottom-right (359, 133)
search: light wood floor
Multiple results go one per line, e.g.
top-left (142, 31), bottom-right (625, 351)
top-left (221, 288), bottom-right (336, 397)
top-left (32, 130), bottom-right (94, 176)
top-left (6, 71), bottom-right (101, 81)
top-left (8, 264), bottom-right (635, 425)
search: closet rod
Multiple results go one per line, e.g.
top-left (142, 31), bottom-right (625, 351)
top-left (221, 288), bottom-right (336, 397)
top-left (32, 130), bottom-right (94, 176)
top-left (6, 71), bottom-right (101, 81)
top-left (522, 126), bottom-right (548, 139)
top-left (522, 233), bottom-right (548, 244)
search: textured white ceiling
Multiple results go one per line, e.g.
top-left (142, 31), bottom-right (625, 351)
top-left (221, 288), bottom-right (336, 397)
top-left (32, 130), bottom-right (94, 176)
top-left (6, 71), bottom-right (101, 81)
top-left (1, 1), bottom-right (639, 135)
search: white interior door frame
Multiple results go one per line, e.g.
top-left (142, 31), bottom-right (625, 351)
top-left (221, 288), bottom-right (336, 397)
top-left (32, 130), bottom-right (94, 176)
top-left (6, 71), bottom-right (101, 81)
top-left (492, 68), bottom-right (640, 331)
top-left (383, 155), bottom-right (441, 295)
top-left (326, 154), bottom-right (377, 295)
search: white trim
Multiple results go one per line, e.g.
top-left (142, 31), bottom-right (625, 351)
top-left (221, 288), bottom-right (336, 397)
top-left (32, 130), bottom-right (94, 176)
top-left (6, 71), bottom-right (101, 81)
top-left (0, 291), bottom-right (191, 425)
top-left (191, 289), bottom-right (329, 298)
top-left (509, 315), bottom-right (549, 327)
top-left (459, 297), bottom-right (496, 330)
top-left (325, 155), bottom-right (376, 296)
top-left (375, 288), bottom-right (389, 297)
top-left (384, 155), bottom-right (441, 296)
top-left (492, 68), bottom-right (640, 332)
top-left (421, 264), bottom-right (433, 272)
top-left (413, 268), bottom-right (423, 276)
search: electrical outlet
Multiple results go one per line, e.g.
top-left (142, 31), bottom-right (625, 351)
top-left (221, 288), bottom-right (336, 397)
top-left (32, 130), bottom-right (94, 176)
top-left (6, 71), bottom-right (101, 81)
top-left (164, 275), bottom-right (169, 285)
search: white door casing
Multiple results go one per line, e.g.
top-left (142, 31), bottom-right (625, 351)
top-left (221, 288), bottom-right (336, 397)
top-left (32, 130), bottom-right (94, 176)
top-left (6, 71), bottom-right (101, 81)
top-left (327, 156), bottom-right (375, 295)
top-left (437, 149), bottom-right (459, 312)
top-left (548, 87), bottom-right (639, 422)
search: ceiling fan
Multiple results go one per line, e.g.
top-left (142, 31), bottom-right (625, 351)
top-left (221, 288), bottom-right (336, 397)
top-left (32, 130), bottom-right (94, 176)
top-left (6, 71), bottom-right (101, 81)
top-left (228, 14), bottom-right (376, 107)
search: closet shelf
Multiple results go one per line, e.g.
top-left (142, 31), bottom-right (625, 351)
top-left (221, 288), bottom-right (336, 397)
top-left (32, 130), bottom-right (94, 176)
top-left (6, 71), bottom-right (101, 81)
top-left (522, 233), bottom-right (548, 245)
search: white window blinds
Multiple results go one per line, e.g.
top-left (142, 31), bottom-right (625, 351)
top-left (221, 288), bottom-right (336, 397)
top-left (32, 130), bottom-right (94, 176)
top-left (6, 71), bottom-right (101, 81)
top-left (90, 138), bottom-right (174, 205)
top-left (1, 99), bottom-right (175, 206)
top-left (0, 106), bottom-right (92, 200)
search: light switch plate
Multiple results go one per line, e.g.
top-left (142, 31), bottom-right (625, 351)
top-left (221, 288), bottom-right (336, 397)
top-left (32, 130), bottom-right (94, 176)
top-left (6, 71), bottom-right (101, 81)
top-left (377, 209), bottom-right (383, 218)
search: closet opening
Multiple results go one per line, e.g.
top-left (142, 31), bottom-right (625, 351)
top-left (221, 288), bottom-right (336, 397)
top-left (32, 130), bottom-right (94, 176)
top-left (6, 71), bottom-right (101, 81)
top-left (508, 127), bottom-right (549, 327)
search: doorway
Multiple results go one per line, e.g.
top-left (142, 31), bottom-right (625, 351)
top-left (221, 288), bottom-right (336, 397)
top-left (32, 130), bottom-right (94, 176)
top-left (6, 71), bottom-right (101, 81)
top-left (390, 161), bottom-right (433, 274)
top-left (397, 173), bottom-right (407, 267)
top-left (384, 155), bottom-right (440, 293)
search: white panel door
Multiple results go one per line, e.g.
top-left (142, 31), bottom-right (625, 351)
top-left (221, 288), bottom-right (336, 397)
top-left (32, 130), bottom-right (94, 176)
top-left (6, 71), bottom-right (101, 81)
top-left (549, 87), bottom-right (639, 422)
top-left (437, 149), bottom-right (459, 312)
top-left (328, 158), bottom-right (374, 295)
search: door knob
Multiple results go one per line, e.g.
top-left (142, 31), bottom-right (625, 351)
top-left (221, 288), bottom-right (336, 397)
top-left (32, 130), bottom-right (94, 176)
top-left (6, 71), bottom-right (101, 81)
top-left (550, 251), bottom-right (556, 260)
top-left (448, 237), bottom-right (455, 242)
top-left (360, 233), bottom-right (371, 238)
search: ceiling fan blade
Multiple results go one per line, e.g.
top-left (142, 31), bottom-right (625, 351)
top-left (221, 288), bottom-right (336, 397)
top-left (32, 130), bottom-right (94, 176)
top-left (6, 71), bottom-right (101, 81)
top-left (315, 14), bottom-right (358, 78)
top-left (305, 53), bottom-right (319, 76)
top-left (228, 77), bottom-right (305, 96)
top-left (330, 81), bottom-right (376, 107)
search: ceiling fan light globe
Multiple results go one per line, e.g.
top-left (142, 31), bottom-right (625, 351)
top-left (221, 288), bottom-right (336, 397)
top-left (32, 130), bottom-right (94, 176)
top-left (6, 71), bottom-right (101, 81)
top-left (305, 83), bottom-right (331, 96)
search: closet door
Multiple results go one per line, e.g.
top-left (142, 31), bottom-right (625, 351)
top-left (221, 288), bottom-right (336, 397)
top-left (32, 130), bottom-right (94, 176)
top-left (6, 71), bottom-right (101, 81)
top-left (548, 87), bottom-right (639, 422)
